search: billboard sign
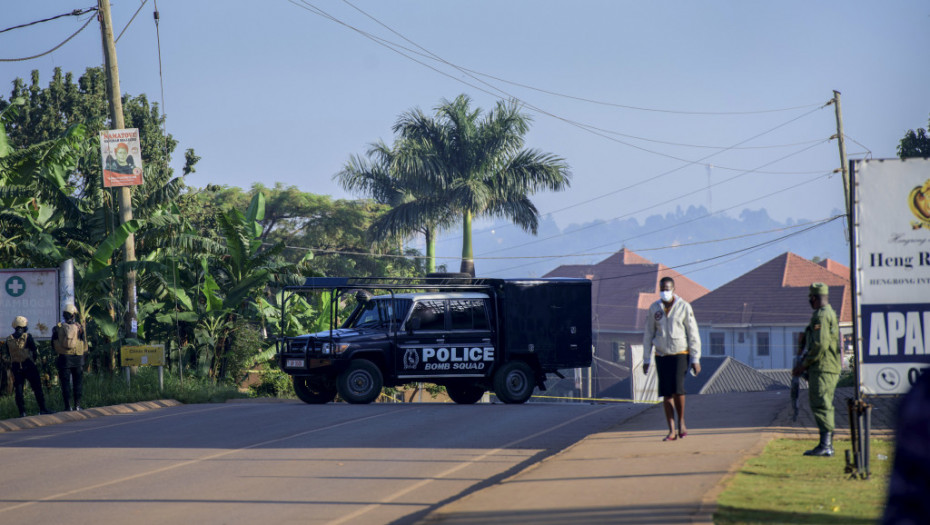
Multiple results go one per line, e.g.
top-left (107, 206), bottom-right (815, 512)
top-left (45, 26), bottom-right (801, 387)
top-left (0, 269), bottom-right (60, 340)
top-left (853, 158), bottom-right (930, 394)
top-left (100, 128), bottom-right (143, 187)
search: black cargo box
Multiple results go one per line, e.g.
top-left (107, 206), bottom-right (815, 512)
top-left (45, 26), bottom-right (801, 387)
top-left (492, 278), bottom-right (592, 371)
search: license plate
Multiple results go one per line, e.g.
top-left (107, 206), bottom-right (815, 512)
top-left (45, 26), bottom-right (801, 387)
top-left (286, 359), bottom-right (305, 368)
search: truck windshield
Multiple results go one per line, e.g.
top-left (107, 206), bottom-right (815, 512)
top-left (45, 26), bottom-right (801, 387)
top-left (344, 298), bottom-right (411, 329)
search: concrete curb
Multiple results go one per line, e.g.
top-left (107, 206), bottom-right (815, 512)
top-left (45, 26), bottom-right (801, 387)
top-left (0, 399), bottom-right (182, 433)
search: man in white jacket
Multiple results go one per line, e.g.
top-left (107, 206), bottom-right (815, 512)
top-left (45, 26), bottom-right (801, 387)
top-left (643, 277), bottom-right (701, 441)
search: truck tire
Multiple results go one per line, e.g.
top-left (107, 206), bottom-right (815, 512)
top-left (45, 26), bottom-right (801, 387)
top-left (336, 359), bottom-right (384, 404)
top-left (293, 375), bottom-right (337, 404)
top-left (493, 361), bottom-right (535, 404)
top-left (446, 382), bottom-right (486, 404)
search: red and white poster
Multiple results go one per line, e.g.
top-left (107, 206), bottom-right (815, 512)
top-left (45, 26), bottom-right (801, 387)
top-left (100, 128), bottom-right (143, 187)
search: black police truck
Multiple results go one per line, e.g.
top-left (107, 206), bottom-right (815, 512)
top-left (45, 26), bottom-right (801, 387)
top-left (277, 276), bottom-right (592, 404)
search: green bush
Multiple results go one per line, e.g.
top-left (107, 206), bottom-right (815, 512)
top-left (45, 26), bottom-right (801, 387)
top-left (249, 364), bottom-right (295, 398)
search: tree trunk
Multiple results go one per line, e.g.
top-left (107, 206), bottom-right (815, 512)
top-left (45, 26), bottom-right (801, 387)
top-left (425, 226), bottom-right (436, 273)
top-left (459, 210), bottom-right (475, 276)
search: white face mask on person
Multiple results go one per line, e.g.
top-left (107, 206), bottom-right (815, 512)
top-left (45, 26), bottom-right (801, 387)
top-left (660, 290), bottom-right (674, 303)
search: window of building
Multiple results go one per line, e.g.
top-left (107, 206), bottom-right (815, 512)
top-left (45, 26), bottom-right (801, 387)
top-left (710, 332), bottom-right (725, 355)
top-left (612, 341), bottom-right (626, 363)
top-left (449, 299), bottom-right (489, 331)
top-left (793, 332), bottom-right (804, 354)
top-left (756, 332), bottom-right (770, 356)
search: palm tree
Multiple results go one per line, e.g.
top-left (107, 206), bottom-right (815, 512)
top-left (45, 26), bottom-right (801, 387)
top-left (336, 140), bottom-right (455, 273)
top-left (393, 94), bottom-right (571, 275)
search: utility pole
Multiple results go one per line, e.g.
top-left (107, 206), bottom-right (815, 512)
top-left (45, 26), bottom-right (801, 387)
top-left (97, 0), bottom-right (137, 339)
top-left (832, 90), bottom-right (850, 220)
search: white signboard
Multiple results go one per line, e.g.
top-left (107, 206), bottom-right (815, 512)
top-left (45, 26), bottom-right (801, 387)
top-left (854, 158), bottom-right (930, 394)
top-left (0, 269), bottom-right (60, 340)
top-left (100, 128), bottom-right (143, 187)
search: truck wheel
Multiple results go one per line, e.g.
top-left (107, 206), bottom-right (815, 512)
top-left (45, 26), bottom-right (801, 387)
top-left (293, 375), bottom-right (337, 404)
top-left (493, 361), bottom-right (535, 404)
top-left (446, 382), bottom-right (486, 404)
top-left (336, 359), bottom-right (384, 404)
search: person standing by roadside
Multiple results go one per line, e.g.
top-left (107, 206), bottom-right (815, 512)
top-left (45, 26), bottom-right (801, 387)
top-left (52, 305), bottom-right (87, 411)
top-left (643, 276), bottom-right (702, 441)
top-left (3, 316), bottom-right (52, 417)
top-left (792, 282), bottom-right (840, 457)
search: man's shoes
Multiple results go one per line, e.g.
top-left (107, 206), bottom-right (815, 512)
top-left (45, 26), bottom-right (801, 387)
top-left (804, 431), bottom-right (834, 457)
top-left (19, 412), bottom-right (27, 418)
top-left (74, 405), bottom-right (82, 411)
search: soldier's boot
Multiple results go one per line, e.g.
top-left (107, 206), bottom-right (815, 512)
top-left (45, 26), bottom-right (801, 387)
top-left (804, 431), bottom-right (834, 457)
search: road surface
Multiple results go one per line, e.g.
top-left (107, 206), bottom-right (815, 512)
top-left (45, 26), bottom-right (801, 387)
top-left (0, 400), bottom-right (646, 525)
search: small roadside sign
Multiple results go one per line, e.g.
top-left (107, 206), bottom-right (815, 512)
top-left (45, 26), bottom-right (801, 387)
top-left (121, 344), bottom-right (165, 367)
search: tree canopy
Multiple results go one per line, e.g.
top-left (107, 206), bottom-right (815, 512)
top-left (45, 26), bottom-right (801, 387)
top-left (898, 114), bottom-right (930, 159)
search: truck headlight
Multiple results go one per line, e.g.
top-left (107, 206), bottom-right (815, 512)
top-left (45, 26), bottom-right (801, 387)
top-left (321, 343), bottom-right (350, 355)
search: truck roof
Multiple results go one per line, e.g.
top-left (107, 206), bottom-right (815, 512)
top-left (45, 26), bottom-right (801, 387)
top-left (371, 292), bottom-right (489, 300)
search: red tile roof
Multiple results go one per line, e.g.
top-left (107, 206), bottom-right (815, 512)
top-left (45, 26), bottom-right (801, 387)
top-left (691, 252), bottom-right (852, 324)
top-left (544, 249), bottom-right (710, 332)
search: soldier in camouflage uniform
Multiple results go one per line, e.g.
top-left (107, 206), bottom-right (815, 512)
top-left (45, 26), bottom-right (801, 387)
top-left (3, 316), bottom-right (51, 417)
top-left (792, 282), bottom-right (840, 457)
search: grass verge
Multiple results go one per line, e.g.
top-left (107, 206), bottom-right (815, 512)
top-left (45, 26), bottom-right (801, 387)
top-left (714, 438), bottom-right (892, 524)
top-left (1, 368), bottom-right (245, 419)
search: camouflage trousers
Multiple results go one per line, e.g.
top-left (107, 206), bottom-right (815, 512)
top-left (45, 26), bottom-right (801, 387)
top-left (809, 369), bottom-right (839, 433)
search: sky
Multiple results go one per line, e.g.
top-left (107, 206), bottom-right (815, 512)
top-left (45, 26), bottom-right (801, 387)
top-left (2, 1), bottom-right (929, 277)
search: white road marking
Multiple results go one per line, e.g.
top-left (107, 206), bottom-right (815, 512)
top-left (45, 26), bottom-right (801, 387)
top-left (0, 407), bottom-right (414, 514)
top-left (328, 405), bottom-right (615, 525)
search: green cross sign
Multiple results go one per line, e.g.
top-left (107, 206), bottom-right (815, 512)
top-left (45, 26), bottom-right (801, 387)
top-left (4, 276), bottom-right (26, 297)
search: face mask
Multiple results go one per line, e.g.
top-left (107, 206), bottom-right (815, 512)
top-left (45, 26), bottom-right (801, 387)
top-left (660, 290), bottom-right (674, 302)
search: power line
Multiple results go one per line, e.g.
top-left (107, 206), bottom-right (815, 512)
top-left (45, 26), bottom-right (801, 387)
top-left (442, 111), bottom-right (832, 246)
top-left (292, 1), bottom-right (831, 170)
top-left (483, 171), bottom-right (837, 275)
top-left (0, 6), bottom-right (96, 34)
top-left (341, 0), bottom-right (836, 240)
top-left (0, 10), bottom-right (98, 62)
top-left (590, 216), bottom-right (843, 283)
top-left (269, 214), bottom-right (840, 262)
top-left (116, 0), bottom-right (149, 43)
top-left (338, 0), bottom-right (823, 117)
top-left (480, 139), bottom-right (832, 256)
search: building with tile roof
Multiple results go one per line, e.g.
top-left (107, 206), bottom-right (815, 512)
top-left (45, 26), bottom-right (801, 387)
top-left (690, 252), bottom-right (852, 370)
top-left (543, 249), bottom-right (710, 396)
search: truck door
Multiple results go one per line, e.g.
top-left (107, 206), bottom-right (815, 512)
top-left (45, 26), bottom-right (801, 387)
top-left (395, 299), bottom-right (447, 381)
top-left (444, 298), bottom-right (495, 378)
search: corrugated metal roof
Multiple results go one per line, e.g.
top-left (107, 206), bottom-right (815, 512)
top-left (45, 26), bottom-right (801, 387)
top-left (687, 357), bottom-right (788, 395)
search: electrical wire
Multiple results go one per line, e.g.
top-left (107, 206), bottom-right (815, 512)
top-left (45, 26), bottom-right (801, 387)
top-left (115, 0), bottom-right (149, 43)
top-left (0, 11), bottom-right (97, 62)
top-left (0, 6), bottom-right (96, 34)
top-left (290, 0), bottom-right (844, 278)
top-left (292, 1), bottom-right (831, 169)
top-left (268, 213), bottom-right (840, 262)
top-left (148, 0), bottom-right (183, 380)
top-left (594, 216), bottom-right (843, 283)
top-left (480, 139), bottom-right (832, 257)
top-left (483, 171), bottom-right (838, 275)
top-left (339, 0), bottom-right (823, 117)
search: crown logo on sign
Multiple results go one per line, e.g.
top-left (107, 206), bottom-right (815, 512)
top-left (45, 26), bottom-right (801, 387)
top-left (908, 178), bottom-right (930, 230)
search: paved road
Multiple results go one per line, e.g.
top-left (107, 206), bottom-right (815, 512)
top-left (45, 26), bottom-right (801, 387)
top-left (0, 400), bottom-right (647, 525)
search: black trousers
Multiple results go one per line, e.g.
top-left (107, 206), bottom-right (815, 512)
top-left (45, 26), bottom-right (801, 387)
top-left (56, 354), bottom-right (84, 409)
top-left (12, 360), bottom-right (47, 414)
